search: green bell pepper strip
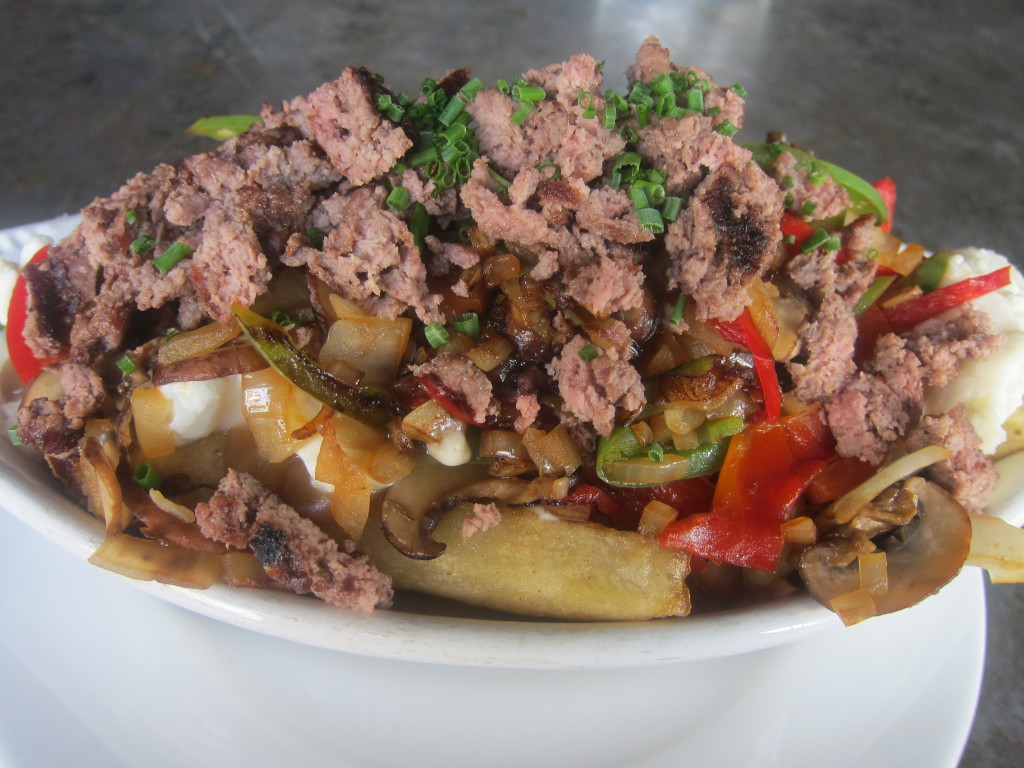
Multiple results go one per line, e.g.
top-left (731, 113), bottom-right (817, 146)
top-left (595, 425), bottom-right (731, 488)
top-left (233, 305), bottom-right (403, 428)
top-left (744, 141), bottom-right (889, 225)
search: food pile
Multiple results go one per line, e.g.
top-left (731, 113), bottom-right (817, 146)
top-left (9, 37), bottom-right (1024, 623)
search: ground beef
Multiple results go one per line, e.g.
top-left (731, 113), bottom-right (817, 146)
top-left (15, 398), bottom-right (81, 457)
top-left (547, 334), bottom-right (644, 436)
top-left (772, 150), bottom-right (850, 220)
top-left (785, 249), bottom-right (877, 402)
top-left (825, 307), bottom-right (1002, 463)
top-left (665, 159), bottom-right (784, 321)
top-left (905, 405), bottom-right (998, 513)
top-left (285, 185), bottom-right (442, 323)
top-left (195, 469), bottom-right (393, 612)
top-left (461, 502), bottom-right (502, 538)
top-left (410, 353), bottom-right (499, 425)
top-left (636, 115), bottom-right (752, 196)
top-left (288, 67), bottom-right (412, 186)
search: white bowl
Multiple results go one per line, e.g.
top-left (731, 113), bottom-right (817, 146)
top-left (2, 217), bottom-right (1021, 669)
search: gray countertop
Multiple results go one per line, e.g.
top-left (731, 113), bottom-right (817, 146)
top-left (0, 1), bottom-right (1020, 764)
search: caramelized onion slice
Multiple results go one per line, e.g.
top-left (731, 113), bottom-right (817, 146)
top-left (965, 513), bottom-right (1024, 583)
top-left (88, 535), bottom-right (223, 589)
top-left (157, 321), bottom-right (240, 365)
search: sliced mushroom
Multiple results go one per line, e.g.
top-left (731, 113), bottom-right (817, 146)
top-left (151, 344), bottom-right (268, 385)
top-left (800, 477), bottom-right (971, 621)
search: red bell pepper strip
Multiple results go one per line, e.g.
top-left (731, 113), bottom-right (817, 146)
top-left (882, 266), bottom-right (1011, 332)
top-left (780, 212), bottom-right (815, 256)
top-left (6, 245), bottom-right (68, 385)
top-left (418, 374), bottom-right (487, 427)
top-left (873, 178), bottom-right (897, 233)
top-left (712, 309), bottom-right (782, 423)
top-left (564, 477), bottom-right (715, 531)
top-left (658, 408), bottom-right (835, 571)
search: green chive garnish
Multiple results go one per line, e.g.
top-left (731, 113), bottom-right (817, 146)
top-left (116, 354), bottom-right (136, 374)
top-left (8, 426), bottom-right (22, 446)
top-left (578, 344), bottom-right (599, 362)
top-left (186, 115), bottom-right (261, 140)
top-left (731, 83), bottom-right (748, 99)
top-left (306, 227), bottom-right (326, 249)
top-left (801, 229), bottom-right (831, 253)
top-left (669, 295), bottom-right (686, 325)
top-left (425, 322), bottom-right (449, 348)
top-left (647, 443), bottom-right (665, 463)
top-left (125, 209), bottom-right (138, 226)
top-left (133, 462), bottom-right (162, 491)
top-left (636, 207), bottom-right (665, 234)
top-left (152, 241), bottom-right (192, 274)
top-left (801, 200), bottom-right (818, 217)
top-left (510, 101), bottom-right (534, 126)
top-left (130, 235), bottom-right (155, 255)
top-left (453, 312), bottom-right (480, 340)
top-left (510, 84), bottom-right (545, 102)
top-left (713, 119), bottom-right (739, 137)
top-left (386, 185), bottom-right (411, 211)
top-left (662, 195), bottom-right (683, 222)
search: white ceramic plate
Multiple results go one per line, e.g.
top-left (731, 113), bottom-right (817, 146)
top-left (1, 216), bottom-right (1020, 671)
top-left (0, 507), bottom-right (986, 768)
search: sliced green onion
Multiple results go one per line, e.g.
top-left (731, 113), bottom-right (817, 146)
top-left (647, 443), bottom-right (665, 463)
top-left (634, 102), bottom-right (651, 127)
top-left (453, 312), bottom-right (480, 340)
top-left (784, 192), bottom-right (796, 209)
top-left (662, 195), bottom-right (683, 223)
top-left (686, 88), bottom-right (704, 113)
top-left (306, 227), bottom-right (326, 249)
top-left (801, 200), bottom-right (818, 217)
top-left (374, 93), bottom-right (405, 122)
top-left (409, 145), bottom-right (439, 168)
top-left (510, 101), bottom-right (534, 126)
top-left (116, 354), bottom-right (136, 374)
top-left (669, 295), bottom-right (686, 325)
top-left (130, 235), bottom-right (155, 255)
top-left (425, 322), bottom-right (449, 348)
top-left (629, 185), bottom-right (651, 209)
top-left (270, 309), bottom-right (296, 326)
top-left (714, 119), bottom-right (739, 137)
top-left (152, 241), bottom-right (192, 274)
top-left (511, 84), bottom-right (546, 102)
top-left (133, 462), bottom-right (162, 491)
top-left (636, 207), bottom-right (665, 234)
top-left (386, 185), bottom-right (411, 211)
top-left (731, 83), bottom-right (748, 99)
top-left (705, 106), bottom-right (722, 117)
top-left (610, 152), bottom-right (643, 188)
top-left (800, 229), bottom-right (831, 253)
top-left (460, 78), bottom-right (485, 100)
top-left (420, 77), bottom-right (437, 94)
top-left (125, 209), bottom-right (138, 226)
top-left (649, 72), bottom-right (675, 96)
top-left (186, 115), bottom-right (261, 140)
top-left (578, 343), bottom-right (599, 362)
top-left (438, 94), bottom-right (467, 127)
top-left (824, 234), bottom-right (842, 252)
top-left (8, 426), bottom-right (22, 446)
top-left (487, 165), bottom-right (512, 189)
top-left (496, 79), bottom-right (510, 95)
top-left (409, 203), bottom-right (430, 256)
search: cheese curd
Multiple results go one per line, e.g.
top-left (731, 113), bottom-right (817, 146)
top-left (158, 375), bottom-right (246, 446)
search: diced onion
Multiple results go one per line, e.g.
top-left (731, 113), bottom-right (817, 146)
top-left (316, 422), bottom-right (372, 540)
top-left (664, 407), bottom-right (706, 437)
top-left (828, 587), bottom-right (877, 626)
top-left (780, 516), bottom-right (817, 544)
top-left (467, 334), bottom-right (514, 372)
top-left (600, 454), bottom-right (691, 486)
top-left (221, 552), bottom-right (274, 589)
top-left (148, 488), bottom-right (196, 523)
top-left (821, 445), bottom-right (952, 526)
top-left (130, 387), bottom-right (176, 459)
top-left (242, 368), bottom-right (304, 462)
top-left (522, 424), bottom-right (583, 478)
top-left (319, 316), bottom-right (412, 386)
top-left (638, 500), bottom-right (678, 537)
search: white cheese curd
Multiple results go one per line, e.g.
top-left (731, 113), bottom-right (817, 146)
top-left (293, 434), bottom-right (334, 493)
top-left (924, 247), bottom-right (1024, 454)
top-left (0, 260), bottom-right (18, 326)
top-left (158, 374), bottom-right (246, 446)
top-left (18, 234), bottom-right (52, 267)
top-left (426, 421), bottom-right (473, 466)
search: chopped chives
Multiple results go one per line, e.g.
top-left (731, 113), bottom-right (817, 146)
top-left (511, 84), bottom-right (546, 102)
top-left (152, 241), bottom-right (192, 274)
top-left (133, 462), bottom-right (162, 490)
top-left (636, 207), bottom-right (665, 234)
top-left (634, 102), bottom-right (651, 126)
top-left (496, 79), bottom-right (510, 95)
top-left (650, 72), bottom-right (675, 96)
top-left (578, 343), bottom-right (599, 362)
top-left (801, 200), bottom-right (819, 217)
top-left (669, 295), bottom-right (686, 325)
top-left (8, 426), bottom-right (21, 446)
top-left (610, 152), bottom-right (643, 188)
top-left (130, 235), bottom-right (155, 254)
top-left (731, 83), bottom-right (748, 99)
top-left (409, 203), bottom-right (430, 256)
top-left (713, 119), bottom-right (739, 137)
top-left (453, 312), bottom-right (480, 340)
top-left (509, 101), bottom-right (534, 125)
top-left (124, 208), bottom-right (138, 225)
top-left (784, 234), bottom-right (796, 245)
top-left (408, 145), bottom-right (439, 168)
top-left (628, 185), bottom-right (650, 209)
top-left (825, 234), bottom-right (842, 252)
top-left (438, 94), bottom-right (468, 127)
top-left (115, 354), bottom-right (136, 374)
top-left (420, 77), bottom-right (437, 94)
top-left (686, 88), bottom-right (704, 113)
top-left (784, 192), bottom-right (795, 209)
top-left (706, 106), bottom-right (722, 117)
top-left (386, 185), bottom-right (411, 211)
top-left (647, 443), bottom-right (665, 463)
top-left (662, 195), bottom-right (683, 222)
top-left (459, 78), bottom-right (485, 100)
top-left (424, 322), bottom-right (449, 348)
top-left (783, 174), bottom-right (794, 189)
top-left (801, 229), bottom-right (831, 253)
top-left (306, 227), bottom-right (326, 249)
top-left (270, 309), bottom-right (295, 326)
